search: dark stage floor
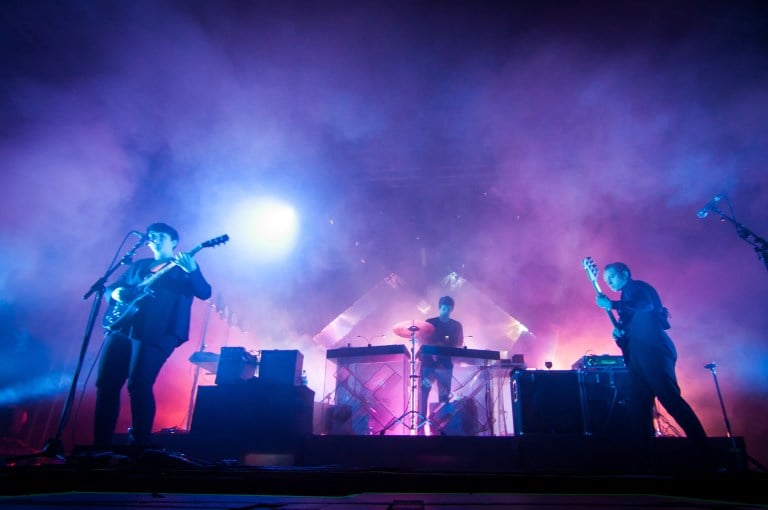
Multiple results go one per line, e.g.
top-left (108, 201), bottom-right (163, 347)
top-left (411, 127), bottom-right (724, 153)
top-left (1, 434), bottom-right (766, 509)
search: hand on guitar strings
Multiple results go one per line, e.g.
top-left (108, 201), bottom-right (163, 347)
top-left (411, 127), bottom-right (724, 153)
top-left (174, 252), bottom-right (198, 273)
top-left (596, 293), bottom-right (612, 311)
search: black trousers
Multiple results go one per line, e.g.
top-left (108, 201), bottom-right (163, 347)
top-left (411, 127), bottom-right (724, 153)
top-left (418, 364), bottom-right (453, 426)
top-left (93, 332), bottom-right (173, 448)
top-left (625, 339), bottom-right (709, 464)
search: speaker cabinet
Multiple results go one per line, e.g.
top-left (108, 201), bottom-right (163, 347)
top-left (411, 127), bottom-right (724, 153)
top-left (429, 398), bottom-right (481, 436)
top-left (580, 369), bottom-right (631, 436)
top-left (215, 346), bottom-right (258, 385)
top-left (190, 380), bottom-right (314, 452)
top-left (260, 349), bottom-right (304, 386)
top-left (511, 370), bottom-right (584, 435)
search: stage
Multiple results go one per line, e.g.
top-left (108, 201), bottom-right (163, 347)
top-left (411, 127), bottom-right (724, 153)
top-left (2, 365), bottom-right (764, 508)
top-left (0, 433), bottom-right (765, 509)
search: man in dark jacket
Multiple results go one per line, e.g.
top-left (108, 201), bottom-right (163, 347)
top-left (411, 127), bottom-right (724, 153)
top-left (596, 262), bottom-right (710, 469)
top-left (94, 222), bottom-right (212, 450)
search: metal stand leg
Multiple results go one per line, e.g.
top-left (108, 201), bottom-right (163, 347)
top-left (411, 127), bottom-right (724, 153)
top-left (702, 361), bottom-right (765, 472)
top-left (185, 299), bottom-right (214, 431)
top-left (704, 362), bottom-right (737, 449)
top-left (379, 328), bottom-right (433, 435)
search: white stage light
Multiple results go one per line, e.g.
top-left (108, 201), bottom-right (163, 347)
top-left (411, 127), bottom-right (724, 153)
top-left (228, 197), bottom-right (299, 262)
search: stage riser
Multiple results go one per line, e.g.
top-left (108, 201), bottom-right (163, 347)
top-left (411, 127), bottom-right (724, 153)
top-left (172, 379), bottom-right (748, 473)
top-left (144, 433), bottom-right (747, 474)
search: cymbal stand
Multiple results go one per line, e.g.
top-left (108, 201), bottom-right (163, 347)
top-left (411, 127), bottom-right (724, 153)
top-left (379, 326), bottom-right (431, 435)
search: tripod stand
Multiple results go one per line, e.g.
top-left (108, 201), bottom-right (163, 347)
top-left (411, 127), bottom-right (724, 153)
top-left (380, 323), bottom-right (433, 435)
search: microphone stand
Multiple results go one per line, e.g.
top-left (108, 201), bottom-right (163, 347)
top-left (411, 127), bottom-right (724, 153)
top-left (5, 236), bottom-right (144, 464)
top-left (703, 362), bottom-right (768, 472)
top-left (709, 205), bottom-right (768, 272)
top-left (704, 362), bottom-right (737, 449)
top-left (703, 362), bottom-right (753, 471)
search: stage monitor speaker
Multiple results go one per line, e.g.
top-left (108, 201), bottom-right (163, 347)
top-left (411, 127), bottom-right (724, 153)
top-left (580, 369), bottom-right (631, 436)
top-left (511, 370), bottom-right (584, 435)
top-left (260, 349), bottom-right (303, 386)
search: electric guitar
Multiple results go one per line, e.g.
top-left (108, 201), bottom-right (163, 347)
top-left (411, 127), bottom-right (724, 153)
top-left (582, 256), bottom-right (627, 353)
top-left (102, 234), bottom-right (229, 331)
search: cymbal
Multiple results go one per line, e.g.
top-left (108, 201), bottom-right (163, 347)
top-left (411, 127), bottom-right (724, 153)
top-left (392, 320), bottom-right (435, 339)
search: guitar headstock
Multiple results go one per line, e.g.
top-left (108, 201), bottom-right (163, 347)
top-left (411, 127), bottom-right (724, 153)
top-left (582, 256), bottom-right (599, 284)
top-left (202, 234), bottom-right (230, 248)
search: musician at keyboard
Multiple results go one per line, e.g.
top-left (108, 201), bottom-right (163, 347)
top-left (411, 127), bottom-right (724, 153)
top-left (418, 295), bottom-right (464, 433)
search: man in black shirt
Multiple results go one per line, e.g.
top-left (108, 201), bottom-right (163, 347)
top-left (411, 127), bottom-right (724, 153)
top-left (418, 295), bottom-right (464, 433)
top-left (94, 222), bottom-right (212, 450)
top-left (596, 262), bottom-right (710, 469)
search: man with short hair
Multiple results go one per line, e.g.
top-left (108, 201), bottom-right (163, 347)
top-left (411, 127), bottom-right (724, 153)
top-left (94, 222), bottom-right (212, 451)
top-left (418, 295), bottom-right (464, 433)
top-left (596, 262), bottom-right (710, 469)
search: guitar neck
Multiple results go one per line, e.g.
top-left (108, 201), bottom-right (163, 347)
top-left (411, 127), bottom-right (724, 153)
top-left (139, 261), bottom-right (177, 288)
top-left (139, 245), bottom-right (203, 288)
top-left (592, 282), bottom-right (620, 328)
top-left (583, 257), bottom-right (620, 330)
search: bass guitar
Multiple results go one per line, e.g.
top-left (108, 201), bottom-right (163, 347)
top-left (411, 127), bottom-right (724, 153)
top-left (102, 234), bottom-right (229, 331)
top-left (582, 256), bottom-right (627, 354)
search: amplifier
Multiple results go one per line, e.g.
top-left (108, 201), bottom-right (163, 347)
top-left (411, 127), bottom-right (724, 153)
top-left (511, 370), bottom-right (585, 435)
top-left (191, 380), bottom-right (314, 452)
top-left (215, 347), bottom-right (258, 385)
top-left (580, 369), bottom-right (631, 435)
top-left (260, 349), bottom-right (304, 386)
top-left (571, 355), bottom-right (626, 371)
top-left (511, 368), bottom-right (631, 436)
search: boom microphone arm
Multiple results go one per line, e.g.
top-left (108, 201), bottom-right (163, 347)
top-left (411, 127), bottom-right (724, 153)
top-left (701, 200), bottom-right (768, 272)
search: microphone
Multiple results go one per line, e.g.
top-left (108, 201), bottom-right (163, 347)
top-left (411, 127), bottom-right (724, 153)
top-left (697, 194), bottom-right (723, 218)
top-left (130, 230), bottom-right (148, 241)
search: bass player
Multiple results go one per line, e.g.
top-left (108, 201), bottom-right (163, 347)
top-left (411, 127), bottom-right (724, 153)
top-left (595, 261), bottom-right (713, 471)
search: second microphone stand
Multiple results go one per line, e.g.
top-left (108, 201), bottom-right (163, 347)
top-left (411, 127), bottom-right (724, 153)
top-left (708, 204), bottom-right (768, 272)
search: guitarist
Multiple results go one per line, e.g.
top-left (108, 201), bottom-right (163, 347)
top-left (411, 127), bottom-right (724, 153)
top-left (94, 222), bottom-right (212, 452)
top-left (595, 262), bottom-right (712, 471)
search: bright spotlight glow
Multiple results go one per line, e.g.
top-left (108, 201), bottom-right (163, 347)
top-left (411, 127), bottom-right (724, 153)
top-left (228, 197), bottom-right (299, 262)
